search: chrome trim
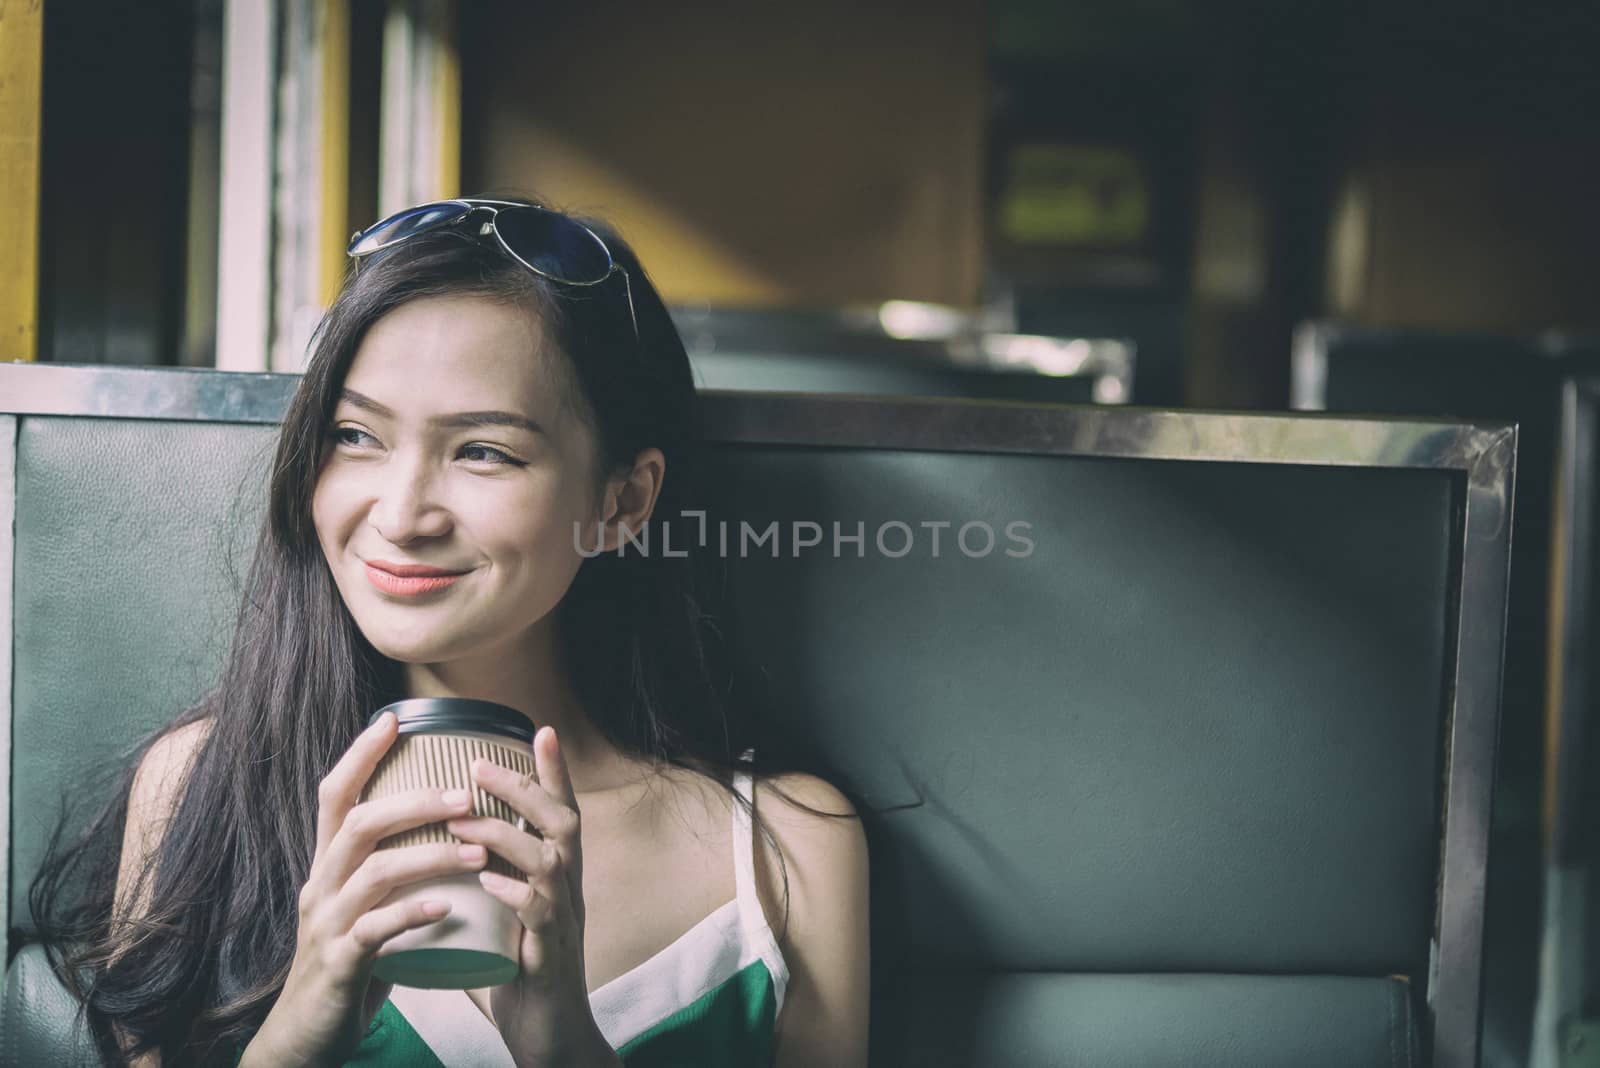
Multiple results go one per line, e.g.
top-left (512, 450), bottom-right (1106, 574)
top-left (0, 362), bottom-right (1514, 1067)
top-left (0, 415), bottom-right (14, 952)
top-left (1552, 377), bottom-right (1599, 862)
top-left (700, 389), bottom-right (1513, 496)
top-left (1290, 320), bottom-right (1334, 411)
top-left (1530, 865), bottom-right (1592, 1067)
top-left (1533, 379), bottom-right (1600, 1064)
top-left (0, 362), bottom-right (298, 423)
top-left (1434, 416), bottom-right (1517, 1068)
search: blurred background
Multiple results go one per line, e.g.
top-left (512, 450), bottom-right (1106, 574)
top-left (9, 0), bottom-right (1600, 399)
top-left (4, 1), bottom-right (1600, 1065)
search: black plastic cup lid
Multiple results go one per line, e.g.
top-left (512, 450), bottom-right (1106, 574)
top-left (368, 698), bottom-right (536, 745)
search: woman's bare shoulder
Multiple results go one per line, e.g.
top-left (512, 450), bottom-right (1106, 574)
top-left (116, 717), bottom-right (219, 932)
top-left (643, 764), bottom-right (859, 831)
top-left (754, 771), bottom-right (861, 829)
top-left (749, 771), bottom-right (871, 1064)
top-left (133, 717), bottom-right (216, 795)
top-left (748, 771), bottom-right (867, 923)
top-left (123, 718), bottom-right (217, 860)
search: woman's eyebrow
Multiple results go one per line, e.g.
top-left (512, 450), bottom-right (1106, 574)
top-left (338, 388), bottom-right (545, 436)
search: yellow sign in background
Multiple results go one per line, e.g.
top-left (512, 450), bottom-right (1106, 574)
top-left (998, 143), bottom-right (1150, 248)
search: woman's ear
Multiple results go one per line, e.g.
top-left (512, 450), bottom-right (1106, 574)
top-left (594, 447), bottom-right (666, 553)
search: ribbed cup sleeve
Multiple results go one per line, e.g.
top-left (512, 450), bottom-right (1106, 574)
top-left (360, 731), bottom-right (539, 880)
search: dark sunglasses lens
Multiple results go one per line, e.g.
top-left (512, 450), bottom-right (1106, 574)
top-left (494, 207), bottom-right (613, 283)
top-left (349, 202), bottom-right (470, 256)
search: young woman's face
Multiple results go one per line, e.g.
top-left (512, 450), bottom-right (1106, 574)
top-left (311, 294), bottom-right (603, 665)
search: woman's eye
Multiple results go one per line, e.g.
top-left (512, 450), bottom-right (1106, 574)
top-left (460, 443), bottom-right (523, 466)
top-left (332, 426), bottom-right (375, 448)
top-left (327, 427), bottom-right (519, 466)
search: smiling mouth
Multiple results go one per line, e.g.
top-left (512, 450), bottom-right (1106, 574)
top-left (363, 563), bottom-right (468, 597)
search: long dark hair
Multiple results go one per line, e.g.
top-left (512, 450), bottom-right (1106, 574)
top-left (26, 195), bottom-right (864, 1067)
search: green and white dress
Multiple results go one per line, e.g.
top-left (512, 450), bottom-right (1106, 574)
top-left (326, 751), bottom-right (789, 1067)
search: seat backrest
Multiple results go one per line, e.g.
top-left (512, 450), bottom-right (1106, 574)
top-left (1293, 322), bottom-right (1600, 1064)
top-left (1295, 324), bottom-right (1600, 844)
top-left (1292, 323), bottom-right (1600, 773)
top-left (2, 363), bottom-right (1512, 1067)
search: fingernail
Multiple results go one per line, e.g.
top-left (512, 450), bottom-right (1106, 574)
top-left (458, 844), bottom-right (486, 862)
top-left (442, 788), bottom-right (470, 805)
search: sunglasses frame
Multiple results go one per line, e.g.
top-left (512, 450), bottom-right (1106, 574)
top-left (347, 198), bottom-right (639, 342)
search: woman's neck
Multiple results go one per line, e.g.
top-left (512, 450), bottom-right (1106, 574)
top-left (400, 633), bottom-right (650, 797)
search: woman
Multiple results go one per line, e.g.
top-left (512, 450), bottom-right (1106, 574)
top-left (29, 196), bottom-right (871, 1066)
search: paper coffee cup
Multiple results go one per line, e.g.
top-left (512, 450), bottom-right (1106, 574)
top-left (360, 697), bottom-right (537, 989)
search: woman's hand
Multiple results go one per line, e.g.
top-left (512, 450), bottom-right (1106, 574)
top-left (251, 711), bottom-right (490, 1066)
top-left (446, 726), bottom-right (621, 1068)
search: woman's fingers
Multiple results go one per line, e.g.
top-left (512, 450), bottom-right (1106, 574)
top-left (446, 815), bottom-right (560, 882)
top-left (468, 756), bottom-right (580, 845)
top-left (324, 840), bottom-right (488, 936)
top-left (477, 865), bottom-right (565, 935)
top-left (457, 729), bottom-right (587, 930)
top-left (533, 727), bottom-right (576, 811)
top-left (315, 712), bottom-right (398, 856)
top-left (530, 727), bottom-right (584, 908)
top-left (446, 818), bottom-right (570, 933)
top-left (345, 893), bottom-right (457, 958)
top-left (313, 786), bottom-right (475, 895)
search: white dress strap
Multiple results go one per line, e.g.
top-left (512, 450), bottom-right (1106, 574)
top-left (731, 747), bottom-right (791, 1013)
top-left (731, 748), bottom-right (760, 920)
top-left (389, 985), bottom-right (516, 1066)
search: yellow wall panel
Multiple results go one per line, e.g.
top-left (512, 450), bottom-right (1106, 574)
top-left (0, 0), bottom-right (43, 361)
top-left (462, 0), bottom-right (984, 309)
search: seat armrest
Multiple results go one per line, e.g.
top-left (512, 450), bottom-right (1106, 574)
top-left (1, 942), bottom-right (105, 1067)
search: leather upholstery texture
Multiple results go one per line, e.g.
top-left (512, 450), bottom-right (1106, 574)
top-left (10, 419), bottom-right (276, 932)
top-left (2, 944), bottom-right (102, 1068)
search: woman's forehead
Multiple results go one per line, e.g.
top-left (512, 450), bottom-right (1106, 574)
top-left (345, 294), bottom-right (573, 419)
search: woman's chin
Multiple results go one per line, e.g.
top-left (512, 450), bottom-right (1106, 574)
top-left (361, 628), bottom-right (460, 665)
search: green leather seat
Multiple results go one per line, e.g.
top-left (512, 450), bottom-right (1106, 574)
top-left (1, 366), bottom-right (1510, 1066)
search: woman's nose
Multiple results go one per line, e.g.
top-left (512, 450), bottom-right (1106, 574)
top-left (368, 457), bottom-right (452, 543)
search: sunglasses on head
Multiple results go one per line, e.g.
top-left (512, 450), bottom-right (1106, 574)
top-left (347, 198), bottom-right (638, 341)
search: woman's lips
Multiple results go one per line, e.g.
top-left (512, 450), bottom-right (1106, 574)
top-left (364, 562), bottom-right (467, 596)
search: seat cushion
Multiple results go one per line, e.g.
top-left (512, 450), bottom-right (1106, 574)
top-left (4, 941), bottom-right (1419, 1068)
top-left (871, 971), bottom-right (1420, 1068)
